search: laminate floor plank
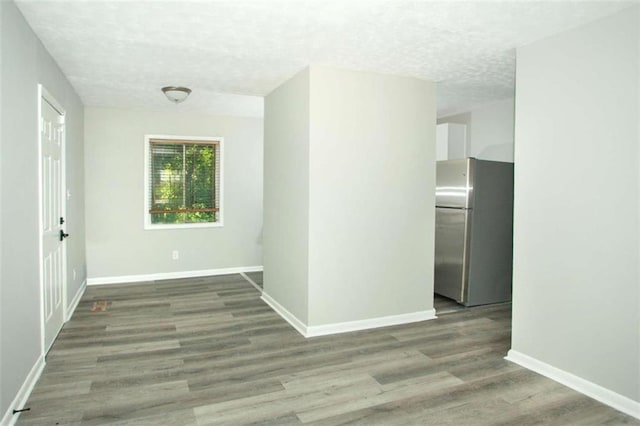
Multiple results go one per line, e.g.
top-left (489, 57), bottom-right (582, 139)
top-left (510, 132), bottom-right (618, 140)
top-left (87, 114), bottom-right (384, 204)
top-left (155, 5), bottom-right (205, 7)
top-left (15, 273), bottom-right (639, 425)
top-left (27, 380), bottom-right (93, 401)
top-left (89, 408), bottom-right (198, 426)
top-left (40, 359), bottom-right (188, 387)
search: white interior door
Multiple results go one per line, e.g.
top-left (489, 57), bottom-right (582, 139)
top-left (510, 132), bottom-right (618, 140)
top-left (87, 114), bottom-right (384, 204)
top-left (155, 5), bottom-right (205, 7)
top-left (40, 88), bottom-right (66, 354)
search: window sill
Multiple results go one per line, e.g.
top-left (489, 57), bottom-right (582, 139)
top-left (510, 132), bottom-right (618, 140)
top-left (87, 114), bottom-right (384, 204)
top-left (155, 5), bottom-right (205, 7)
top-left (144, 222), bottom-right (224, 231)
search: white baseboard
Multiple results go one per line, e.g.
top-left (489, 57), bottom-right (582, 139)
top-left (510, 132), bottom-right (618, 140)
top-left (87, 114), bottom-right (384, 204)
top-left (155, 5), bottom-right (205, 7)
top-left (1, 355), bottom-right (45, 426)
top-left (305, 308), bottom-right (437, 337)
top-left (66, 279), bottom-right (86, 321)
top-left (87, 266), bottom-right (263, 286)
top-left (260, 291), bottom-right (308, 336)
top-left (261, 291), bottom-right (437, 338)
top-left (505, 350), bottom-right (640, 420)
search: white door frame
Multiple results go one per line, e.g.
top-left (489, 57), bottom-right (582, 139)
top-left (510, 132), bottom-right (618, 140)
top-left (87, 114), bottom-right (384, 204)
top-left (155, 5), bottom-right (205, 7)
top-left (38, 84), bottom-right (67, 356)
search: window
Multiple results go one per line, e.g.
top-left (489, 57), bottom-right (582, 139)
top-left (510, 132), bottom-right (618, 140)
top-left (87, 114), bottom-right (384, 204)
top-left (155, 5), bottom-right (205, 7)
top-left (144, 135), bottom-right (223, 229)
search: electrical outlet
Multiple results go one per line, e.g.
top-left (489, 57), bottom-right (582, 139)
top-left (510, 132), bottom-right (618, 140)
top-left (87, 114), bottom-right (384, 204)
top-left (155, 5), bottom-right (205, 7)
top-left (172, 250), bottom-right (179, 260)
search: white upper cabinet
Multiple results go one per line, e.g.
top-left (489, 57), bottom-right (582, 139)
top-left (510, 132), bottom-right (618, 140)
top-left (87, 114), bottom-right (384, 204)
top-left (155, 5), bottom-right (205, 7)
top-left (436, 123), bottom-right (468, 160)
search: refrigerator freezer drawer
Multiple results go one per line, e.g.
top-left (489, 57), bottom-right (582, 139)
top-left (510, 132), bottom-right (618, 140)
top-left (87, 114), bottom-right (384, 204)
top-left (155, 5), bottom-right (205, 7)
top-left (434, 207), bottom-right (470, 303)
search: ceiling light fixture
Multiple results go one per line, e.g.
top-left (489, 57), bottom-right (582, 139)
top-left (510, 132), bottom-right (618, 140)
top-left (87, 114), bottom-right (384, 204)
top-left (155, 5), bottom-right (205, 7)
top-left (161, 86), bottom-right (192, 104)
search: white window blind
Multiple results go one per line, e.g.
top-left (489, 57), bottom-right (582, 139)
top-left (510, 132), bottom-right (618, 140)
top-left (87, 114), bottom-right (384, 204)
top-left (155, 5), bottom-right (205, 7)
top-left (147, 137), bottom-right (221, 226)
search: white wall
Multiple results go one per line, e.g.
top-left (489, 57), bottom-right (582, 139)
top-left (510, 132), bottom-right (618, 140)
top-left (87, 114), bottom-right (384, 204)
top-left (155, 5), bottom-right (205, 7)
top-left (1, 0), bottom-right (86, 420)
top-left (470, 99), bottom-right (514, 161)
top-left (264, 66), bottom-right (436, 331)
top-left (0, 0), bottom-right (4, 412)
top-left (263, 69), bottom-right (310, 322)
top-left (307, 66), bottom-right (436, 326)
top-left (438, 98), bottom-right (514, 162)
top-left (510, 5), bottom-right (639, 405)
top-left (84, 107), bottom-right (263, 280)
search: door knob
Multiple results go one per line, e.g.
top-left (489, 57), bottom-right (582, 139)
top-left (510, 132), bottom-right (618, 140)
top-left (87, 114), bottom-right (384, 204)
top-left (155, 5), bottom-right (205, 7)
top-left (59, 230), bottom-right (69, 241)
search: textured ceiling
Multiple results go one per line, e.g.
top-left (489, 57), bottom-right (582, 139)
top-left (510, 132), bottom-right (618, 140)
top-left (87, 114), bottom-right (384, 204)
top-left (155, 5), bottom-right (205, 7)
top-left (15, 0), bottom-right (636, 117)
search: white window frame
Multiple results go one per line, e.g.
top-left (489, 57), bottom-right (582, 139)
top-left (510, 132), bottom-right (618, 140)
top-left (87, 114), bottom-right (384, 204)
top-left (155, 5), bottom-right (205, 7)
top-left (144, 134), bottom-right (224, 230)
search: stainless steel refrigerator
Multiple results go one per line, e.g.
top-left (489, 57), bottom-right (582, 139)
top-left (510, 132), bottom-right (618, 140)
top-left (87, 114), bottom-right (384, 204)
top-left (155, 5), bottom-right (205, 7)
top-left (434, 158), bottom-right (514, 306)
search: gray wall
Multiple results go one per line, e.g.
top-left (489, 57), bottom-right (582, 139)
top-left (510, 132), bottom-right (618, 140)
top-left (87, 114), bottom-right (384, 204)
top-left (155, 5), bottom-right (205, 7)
top-left (0, 0), bottom-right (4, 414)
top-left (84, 107), bottom-right (263, 280)
top-left (1, 0), bottom-right (86, 418)
top-left (0, 0), bottom-right (3, 412)
top-left (263, 68), bottom-right (310, 322)
top-left (264, 66), bottom-right (435, 329)
top-left (307, 66), bottom-right (436, 325)
top-left (511, 6), bottom-right (639, 401)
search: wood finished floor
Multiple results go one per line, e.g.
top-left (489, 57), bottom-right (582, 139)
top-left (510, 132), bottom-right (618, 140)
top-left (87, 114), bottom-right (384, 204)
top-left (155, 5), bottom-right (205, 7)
top-left (243, 272), bottom-right (263, 290)
top-left (17, 274), bottom-right (638, 425)
top-left (433, 294), bottom-right (465, 315)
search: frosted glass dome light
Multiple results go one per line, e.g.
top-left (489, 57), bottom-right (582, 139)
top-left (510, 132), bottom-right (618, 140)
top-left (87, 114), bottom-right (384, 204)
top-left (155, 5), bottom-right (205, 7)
top-left (161, 86), bottom-right (192, 104)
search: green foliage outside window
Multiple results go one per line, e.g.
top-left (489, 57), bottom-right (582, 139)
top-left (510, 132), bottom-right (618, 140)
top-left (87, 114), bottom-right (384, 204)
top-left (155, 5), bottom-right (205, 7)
top-left (149, 141), bottom-right (218, 224)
